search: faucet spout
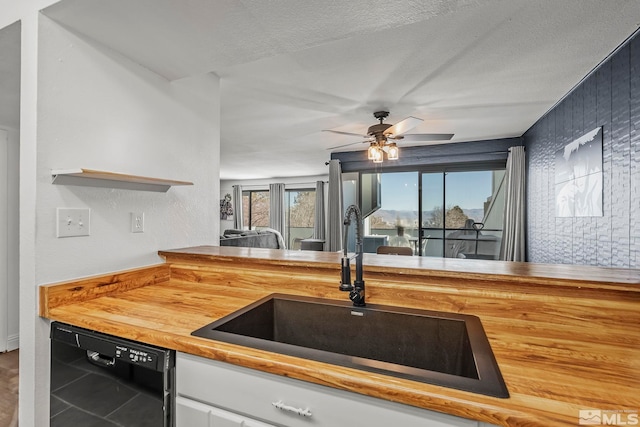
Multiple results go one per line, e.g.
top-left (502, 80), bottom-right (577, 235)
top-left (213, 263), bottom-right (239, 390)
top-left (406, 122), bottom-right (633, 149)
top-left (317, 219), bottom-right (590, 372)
top-left (339, 204), bottom-right (365, 306)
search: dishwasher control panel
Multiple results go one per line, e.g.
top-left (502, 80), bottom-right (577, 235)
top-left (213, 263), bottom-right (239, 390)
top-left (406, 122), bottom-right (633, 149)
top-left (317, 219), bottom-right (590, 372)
top-left (114, 344), bottom-right (157, 368)
top-left (51, 322), bottom-right (170, 371)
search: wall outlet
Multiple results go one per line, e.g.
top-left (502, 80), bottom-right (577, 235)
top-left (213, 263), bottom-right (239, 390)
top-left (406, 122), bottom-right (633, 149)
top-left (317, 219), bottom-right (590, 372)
top-left (57, 208), bottom-right (90, 238)
top-left (131, 212), bottom-right (145, 233)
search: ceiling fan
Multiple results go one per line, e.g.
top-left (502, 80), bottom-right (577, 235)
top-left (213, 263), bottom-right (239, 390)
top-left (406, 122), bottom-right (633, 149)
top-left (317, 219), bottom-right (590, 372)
top-left (324, 111), bottom-right (454, 161)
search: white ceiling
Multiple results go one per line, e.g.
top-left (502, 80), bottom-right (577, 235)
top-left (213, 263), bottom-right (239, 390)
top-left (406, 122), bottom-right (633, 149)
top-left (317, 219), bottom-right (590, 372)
top-left (3, 1), bottom-right (640, 179)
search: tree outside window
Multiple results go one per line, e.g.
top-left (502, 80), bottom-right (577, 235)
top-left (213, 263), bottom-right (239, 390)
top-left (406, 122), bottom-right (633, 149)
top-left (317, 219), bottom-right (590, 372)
top-left (364, 169), bottom-right (504, 259)
top-left (286, 189), bottom-right (315, 249)
top-left (242, 190), bottom-right (269, 230)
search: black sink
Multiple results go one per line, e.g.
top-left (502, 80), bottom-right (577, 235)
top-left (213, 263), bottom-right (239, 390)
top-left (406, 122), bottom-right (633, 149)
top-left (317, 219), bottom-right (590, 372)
top-left (192, 294), bottom-right (508, 398)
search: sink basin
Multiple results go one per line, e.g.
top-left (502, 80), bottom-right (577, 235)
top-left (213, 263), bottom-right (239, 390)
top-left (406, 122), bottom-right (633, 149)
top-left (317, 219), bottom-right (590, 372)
top-left (192, 294), bottom-right (508, 398)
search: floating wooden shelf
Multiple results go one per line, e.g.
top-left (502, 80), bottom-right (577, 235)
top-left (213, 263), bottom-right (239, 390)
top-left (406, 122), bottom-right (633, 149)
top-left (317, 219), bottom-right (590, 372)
top-left (51, 168), bottom-right (193, 192)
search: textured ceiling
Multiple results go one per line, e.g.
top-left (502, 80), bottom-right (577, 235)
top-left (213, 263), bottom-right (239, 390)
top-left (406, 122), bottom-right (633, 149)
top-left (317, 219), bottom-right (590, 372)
top-left (2, 1), bottom-right (640, 179)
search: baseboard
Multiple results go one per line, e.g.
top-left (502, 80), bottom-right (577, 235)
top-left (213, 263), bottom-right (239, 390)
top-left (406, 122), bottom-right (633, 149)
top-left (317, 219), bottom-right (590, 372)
top-left (6, 333), bottom-right (18, 351)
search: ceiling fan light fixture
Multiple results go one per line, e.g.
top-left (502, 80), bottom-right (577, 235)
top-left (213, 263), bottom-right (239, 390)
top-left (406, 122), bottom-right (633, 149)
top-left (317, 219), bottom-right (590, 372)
top-left (387, 142), bottom-right (399, 160)
top-left (367, 142), bottom-right (378, 160)
top-left (372, 146), bottom-right (384, 163)
top-left (324, 111), bottom-right (453, 163)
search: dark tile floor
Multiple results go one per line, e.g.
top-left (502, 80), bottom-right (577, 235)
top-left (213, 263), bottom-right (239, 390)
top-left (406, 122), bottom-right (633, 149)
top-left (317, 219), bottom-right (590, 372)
top-left (0, 349), bottom-right (19, 427)
top-left (51, 343), bottom-right (164, 427)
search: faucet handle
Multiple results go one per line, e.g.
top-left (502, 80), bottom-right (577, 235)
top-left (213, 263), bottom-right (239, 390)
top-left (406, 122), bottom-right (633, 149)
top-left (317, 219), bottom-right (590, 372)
top-left (339, 282), bottom-right (354, 292)
top-left (349, 287), bottom-right (365, 307)
top-left (339, 257), bottom-right (352, 291)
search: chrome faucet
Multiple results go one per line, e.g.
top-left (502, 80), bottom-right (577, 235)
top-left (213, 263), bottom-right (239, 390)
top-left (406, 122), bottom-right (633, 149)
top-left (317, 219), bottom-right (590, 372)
top-left (339, 204), bottom-right (365, 306)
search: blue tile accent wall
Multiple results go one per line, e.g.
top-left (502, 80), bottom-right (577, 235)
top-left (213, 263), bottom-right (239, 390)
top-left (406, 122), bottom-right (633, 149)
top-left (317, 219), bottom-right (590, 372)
top-left (525, 31), bottom-right (639, 268)
top-left (631, 35), bottom-right (640, 268)
top-left (332, 138), bottom-right (520, 173)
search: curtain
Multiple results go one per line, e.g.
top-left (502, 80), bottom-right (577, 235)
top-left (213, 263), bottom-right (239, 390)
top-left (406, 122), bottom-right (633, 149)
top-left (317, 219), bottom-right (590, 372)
top-left (499, 146), bottom-right (526, 261)
top-left (269, 183), bottom-right (286, 237)
top-left (314, 181), bottom-right (326, 247)
top-left (232, 185), bottom-right (244, 230)
top-left (327, 160), bottom-right (343, 252)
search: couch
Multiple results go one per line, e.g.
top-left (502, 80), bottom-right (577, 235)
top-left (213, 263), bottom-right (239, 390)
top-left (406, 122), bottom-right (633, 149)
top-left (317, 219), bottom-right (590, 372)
top-left (219, 229), bottom-right (286, 249)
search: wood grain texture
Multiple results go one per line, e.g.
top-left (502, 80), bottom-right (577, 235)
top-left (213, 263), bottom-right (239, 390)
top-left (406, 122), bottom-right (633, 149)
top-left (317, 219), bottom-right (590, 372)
top-left (159, 246), bottom-right (640, 288)
top-left (41, 247), bottom-right (640, 427)
top-left (39, 264), bottom-right (170, 317)
top-left (0, 350), bottom-right (19, 427)
top-left (51, 168), bottom-right (194, 186)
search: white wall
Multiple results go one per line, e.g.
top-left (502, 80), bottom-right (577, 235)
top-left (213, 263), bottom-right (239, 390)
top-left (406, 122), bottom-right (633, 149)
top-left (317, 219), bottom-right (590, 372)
top-left (36, 17), bottom-right (219, 281)
top-left (18, 14), bottom-right (220, 427)
top-left (6, 128), bottom-right (19, 351)
top-left (19, 9), bottom-right (42, 427)
top-left (0, 0), bottom-right (59, 29)
top-left (0, 127), bottom-right (20, 352)
top-left (0, 15), bottom-right (22, 354)
top-left (0, 128), bottom-right (7, 352)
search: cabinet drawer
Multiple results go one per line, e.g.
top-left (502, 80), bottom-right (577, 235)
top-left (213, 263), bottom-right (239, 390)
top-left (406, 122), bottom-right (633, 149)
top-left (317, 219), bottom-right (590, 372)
top-left (177, 352), bottom-right (481, 427)
top-left (176, 396), bottom-right (275, 427)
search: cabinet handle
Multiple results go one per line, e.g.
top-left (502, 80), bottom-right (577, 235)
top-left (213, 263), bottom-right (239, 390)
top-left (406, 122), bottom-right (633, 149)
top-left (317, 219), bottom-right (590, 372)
top-left (272, 400), bottom-right (312, 418)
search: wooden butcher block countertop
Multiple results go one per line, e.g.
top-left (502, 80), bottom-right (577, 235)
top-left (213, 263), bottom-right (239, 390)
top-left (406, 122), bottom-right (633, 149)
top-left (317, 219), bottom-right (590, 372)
top-left (40, 246), bottom-right (640, 427)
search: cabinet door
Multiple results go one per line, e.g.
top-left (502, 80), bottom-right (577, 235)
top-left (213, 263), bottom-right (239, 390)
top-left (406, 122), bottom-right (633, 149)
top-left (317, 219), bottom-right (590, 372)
top-left (177, 396), bottom-right (275, 427)
top-left (176, 397), bottom-right (210, 427)
top-left (178, 353), bottom-right (487, 427)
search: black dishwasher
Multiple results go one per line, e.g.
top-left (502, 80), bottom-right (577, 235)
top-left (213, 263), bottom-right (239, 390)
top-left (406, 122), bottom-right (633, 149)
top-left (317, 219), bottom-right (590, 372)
top-left (50, 322), bottom-right (175, 427)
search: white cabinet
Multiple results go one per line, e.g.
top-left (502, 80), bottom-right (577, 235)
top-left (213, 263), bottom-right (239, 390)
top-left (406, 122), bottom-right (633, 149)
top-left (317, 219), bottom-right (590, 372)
top-left (176, 352), bottom-right (498, 427)
top-left (176, 396), bottom-right (275, 427)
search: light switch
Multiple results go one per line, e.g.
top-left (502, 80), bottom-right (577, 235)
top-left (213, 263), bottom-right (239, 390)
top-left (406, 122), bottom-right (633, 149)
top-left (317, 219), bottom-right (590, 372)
top-left (57, 208), bottom-right (90, 238)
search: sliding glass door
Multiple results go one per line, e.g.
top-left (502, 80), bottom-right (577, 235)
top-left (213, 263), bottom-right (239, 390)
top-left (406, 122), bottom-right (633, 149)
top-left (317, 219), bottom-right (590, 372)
top-left (365, 172), bottom-right (418, 253)
top-left (420, 170), bottom-right (505, 259)
top-left (285, 189), bottom-right (315, 249)
top-left (421, 173), bottom-right (445, 256)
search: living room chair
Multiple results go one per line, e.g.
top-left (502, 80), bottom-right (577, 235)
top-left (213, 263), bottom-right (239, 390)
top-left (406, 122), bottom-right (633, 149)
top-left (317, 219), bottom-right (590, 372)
top-left (376, 245), bottom-right (413, 256)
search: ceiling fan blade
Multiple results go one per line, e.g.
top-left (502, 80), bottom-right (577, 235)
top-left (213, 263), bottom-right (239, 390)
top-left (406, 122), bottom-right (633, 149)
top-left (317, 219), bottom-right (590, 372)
top-left (327, 140), bottom-right (368, 150)
top-left (383, 116), bottom-right (423, 137)
top-left (399, 133), bottom-right (454, 142)
top-left (322, 129), bottom-right (367, 138)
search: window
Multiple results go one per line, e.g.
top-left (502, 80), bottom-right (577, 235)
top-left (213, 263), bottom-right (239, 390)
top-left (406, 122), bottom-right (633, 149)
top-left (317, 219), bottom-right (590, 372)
top-left (421, 170), bottom-right (505, 259)
top-left (366, 172), bottom-right (419, 253)
top-left (285, 189), bottom-right (316, 249)
top-left (242, 188), bottom-right (316, 248)
top-left (361, 168), bottom-right (505, 259)
top-left (242, 190), bottom-right (269, 230)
